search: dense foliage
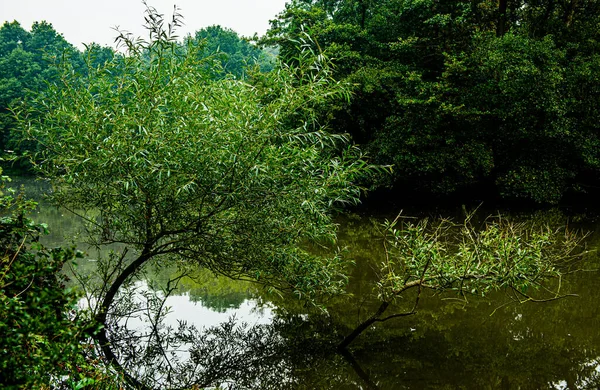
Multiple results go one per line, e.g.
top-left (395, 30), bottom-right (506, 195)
top-left (337, 211), bottom-right (585, 348)
top-left (0, 170), bottom-right (90, 388)
top-left (267, 0), bottom-right (600, 203)
top-left (1, 3), bottom-right (596, 387)
top-left (13, 6), bottom-right (378, 388)
top-left (5, 1), bottom-right (600, 204)
top-left (0, 19), bottom-right (275, 164)
top-left (0, 21), bottom-right (80, 156)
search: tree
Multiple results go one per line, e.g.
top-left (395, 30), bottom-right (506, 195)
top-left (266, 0), bottom-right (600, 203)
top-left (80, 42), bottom-right (117, 71)
top-left (190, 25), bottom-right (275, 79)
top-left (0, 20), bottom-right (86, 160)
top-left (14, 5), bottom-right (377, 388)
top-left (337, 211), bottom-right (585, 349)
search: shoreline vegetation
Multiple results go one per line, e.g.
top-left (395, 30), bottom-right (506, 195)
top-left (2, 0), bottom-right (600, 388)
top-left (2, 172), bottom-right (596, 389)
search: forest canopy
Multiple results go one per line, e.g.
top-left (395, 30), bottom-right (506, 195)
top-left (266, 0), bottom-right (600, 204)
top-left (4, 1), bottom-right (600, 204)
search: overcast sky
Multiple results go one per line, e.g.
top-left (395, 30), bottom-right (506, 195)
top-left (1, 0), bottom-right (289, 49)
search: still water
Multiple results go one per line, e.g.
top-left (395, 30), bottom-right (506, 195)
top-left (13, 176), bottom-right (600, 389)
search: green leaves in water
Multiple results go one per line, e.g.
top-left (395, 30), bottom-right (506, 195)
top-left (379, 211), bottom-right (586, 303)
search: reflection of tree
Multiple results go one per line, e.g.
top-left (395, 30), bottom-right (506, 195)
top-left (89, 266), bottom-right (334, 389)
top-left (312, 273), bottom-right (600, 389)
top-left (24, 173), bottom-right (600, 389)
top-left (307, 212), bottom-right (600, 389)
top-left (177, 269), bottom-right (255, 312)
top-left (140, 262), bottom-right (258, 312)
top-left (258, 288), bottom-right (600, 389)
top-left (68, 211), bottom-right (600, 389)
top-left (188, 290), bottom-right (247, 312)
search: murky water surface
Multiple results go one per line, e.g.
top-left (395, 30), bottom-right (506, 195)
top-left (13, 176), bottom-right (600, 389)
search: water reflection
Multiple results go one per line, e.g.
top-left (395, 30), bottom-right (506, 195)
top-left (93, 278), bottom-right (275, 388)
top-left (321, 214), bottom-right (600, 390)
top-left (12, 176), bottom-right (600, 389)
top-left (97, 280), bottom-right (273, 338)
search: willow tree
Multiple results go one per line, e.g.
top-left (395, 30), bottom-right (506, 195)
top-left (338, 212), bottom-right (585, 350)
top-left (13, 5), bottom-right (375, 388)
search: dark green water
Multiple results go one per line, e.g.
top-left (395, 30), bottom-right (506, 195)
top-left (327, 213), bottom-right (600, 390)
top-left (12, 177), bottom-right (600, 389)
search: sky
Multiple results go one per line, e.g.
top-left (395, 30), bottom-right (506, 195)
top-left (0, 0), bottom-right (290, 49)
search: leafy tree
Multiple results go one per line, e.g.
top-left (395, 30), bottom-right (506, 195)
top-left (81, 42), bottom-right (117, 71)
top-left (266, 0), bottom-right (600, 203)
top-left (337, 211), bottom-right (585, 349)
top-left (190, 25), bottom-right (274, 78)
top-left (0, 20), bottom-right (83, 158)
top-left (14, 5), bottom-right (378, 388)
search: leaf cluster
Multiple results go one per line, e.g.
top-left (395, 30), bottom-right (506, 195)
top-left (268, 0), bottom-right (600, 203)
top-left (378, 212), bottom-right (585, 302)
top-left (14, 14), bottom-right (382, 302)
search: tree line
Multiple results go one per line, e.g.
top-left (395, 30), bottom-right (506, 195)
top-left (3, 1), bottom-right (600, 204)
top-left (266, 0), bottom-right (600, 204)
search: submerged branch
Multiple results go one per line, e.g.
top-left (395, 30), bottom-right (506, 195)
top-left (376, 310), bottom-right (417, 323)
top-left (339, 348), bottom-right (380, 390)
top-left (510, 286), bottom-right (579, 303)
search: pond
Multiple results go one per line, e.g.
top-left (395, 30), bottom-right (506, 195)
top-left (13, 176), bottom-right (600, 389)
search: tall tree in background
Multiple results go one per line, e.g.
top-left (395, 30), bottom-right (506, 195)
top-left (0, 21), bottom-right (83, 156)
top-left (267, 0), bottom-right (600, 203)
top-left (190, 25), bottom-right (275, 78)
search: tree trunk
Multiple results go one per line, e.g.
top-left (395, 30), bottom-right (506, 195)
top-left (357, 0), bottom-right (367, 29)
top-left (534, 0), bottom-right (555, 37)
top-left (93, 249), bottom-right (153, 390)
top-left (563, 0), bottom-right (579, 28)
top-left (338, 301), bottom-right (390, 350)
top-left (497, 0), bottom-right (508, 36)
